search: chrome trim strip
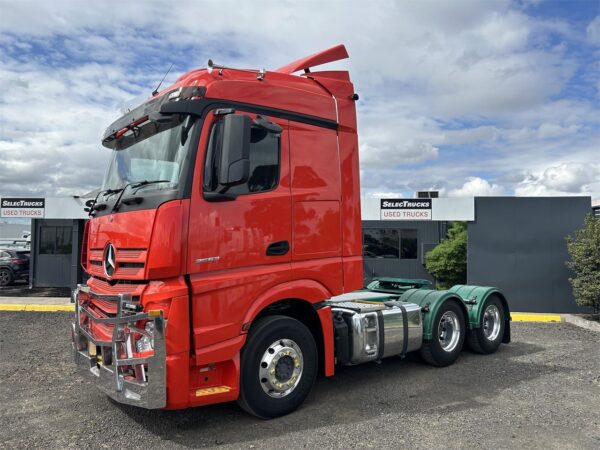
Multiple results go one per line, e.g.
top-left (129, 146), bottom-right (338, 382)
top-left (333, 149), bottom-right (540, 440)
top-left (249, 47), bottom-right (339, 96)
top-left (79, 304), bottom-right (149, 324)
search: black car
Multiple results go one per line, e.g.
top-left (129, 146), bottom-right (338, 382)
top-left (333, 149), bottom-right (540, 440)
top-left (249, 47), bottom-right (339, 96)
top-left (0, 249), bottom-right (30, 286)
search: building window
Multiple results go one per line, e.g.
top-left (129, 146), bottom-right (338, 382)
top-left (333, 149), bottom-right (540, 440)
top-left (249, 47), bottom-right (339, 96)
top-left (39, 226), bottom-right (72, 255)
top-left (362, 228), bottom-right (418, 259)
top-left (363, 229), bottom-right (400, 258)
top-left (400, 229), bottom-right (418, 259)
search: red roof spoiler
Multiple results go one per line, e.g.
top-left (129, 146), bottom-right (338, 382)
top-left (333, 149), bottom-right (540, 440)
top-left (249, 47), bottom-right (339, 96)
top-left (275, 44), bottom-right (349, 74)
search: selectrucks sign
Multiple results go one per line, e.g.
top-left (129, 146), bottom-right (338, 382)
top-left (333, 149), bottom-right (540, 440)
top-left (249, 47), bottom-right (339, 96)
top-left (380, 198), bottom-right (432, 220)
top-left (1, 198), bottom-right (45, 218)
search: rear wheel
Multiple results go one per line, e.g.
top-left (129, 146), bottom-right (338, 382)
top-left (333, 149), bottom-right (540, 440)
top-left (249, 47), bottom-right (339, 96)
top-left (238, 315), bottom-right (318, 419)
top-left (0, 268), bottom-right (13, 286)
top-left (420, 301), bottom-right (466, 367)
top-left (467, 296), bottom-right (505, 354)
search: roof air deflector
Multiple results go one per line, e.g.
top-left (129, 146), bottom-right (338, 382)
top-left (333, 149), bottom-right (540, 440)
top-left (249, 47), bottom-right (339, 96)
top-left (275, 44), bottom-right (349, 74)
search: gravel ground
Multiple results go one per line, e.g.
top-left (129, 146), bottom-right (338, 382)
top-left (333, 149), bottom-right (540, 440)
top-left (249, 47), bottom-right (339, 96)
top-left (0, 281), bottom-right (71, 297)
top-left (0, 312), bottom-right (599, 449)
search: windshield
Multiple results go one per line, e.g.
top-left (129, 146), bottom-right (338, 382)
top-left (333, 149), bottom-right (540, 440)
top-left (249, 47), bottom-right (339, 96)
top-left (101, 116), bottom-right (196, 195)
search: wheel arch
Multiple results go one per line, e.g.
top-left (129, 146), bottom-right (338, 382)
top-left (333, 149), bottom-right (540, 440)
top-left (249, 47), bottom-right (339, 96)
top-left (449, 285), bottom-right (511, 344)
top-left (242, 279), bottom-right (335, 376)
top-left (400, 289), bottom-right (469, 341)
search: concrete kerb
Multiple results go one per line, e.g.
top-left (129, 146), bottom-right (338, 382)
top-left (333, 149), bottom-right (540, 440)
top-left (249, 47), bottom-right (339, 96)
top-left (563, 314), bottom-right (600, 333)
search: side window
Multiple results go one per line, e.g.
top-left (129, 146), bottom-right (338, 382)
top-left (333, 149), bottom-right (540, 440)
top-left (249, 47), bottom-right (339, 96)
top-left (362, 229), bottom-right (400, 259)
top-left (39, 226), bottom-right (73, 255)
top-left (39, 227), bottom-right (57, 255)
top-left (203, 115), bottom-right (280, 196)
top-left (400, 229), bottom-right (418, 259)
top-left (362, 228), bottom-right (418, 259)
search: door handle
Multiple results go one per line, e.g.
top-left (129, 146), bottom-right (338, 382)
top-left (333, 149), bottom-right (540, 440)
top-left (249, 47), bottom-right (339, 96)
top-left (266, 240), bottom-right (290, 256)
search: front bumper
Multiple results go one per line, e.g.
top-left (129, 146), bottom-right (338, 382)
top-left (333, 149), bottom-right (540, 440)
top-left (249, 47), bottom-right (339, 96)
top-left (71, 285), bottom-right (166, 409)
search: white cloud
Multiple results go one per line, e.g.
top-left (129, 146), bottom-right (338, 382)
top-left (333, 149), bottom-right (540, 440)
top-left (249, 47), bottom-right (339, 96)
top-left (515, 163), bottom-right (600, 196)
top-left (0, 0), bottom-right (597, 199)
top-left (360, 139), bottom-right (439, 167)
top-left (444, 126), bottom-right (499, 145)
top-left (586, 16), bottom-right (600, 45)
top-left (449, 177), bottom-right (506, 197)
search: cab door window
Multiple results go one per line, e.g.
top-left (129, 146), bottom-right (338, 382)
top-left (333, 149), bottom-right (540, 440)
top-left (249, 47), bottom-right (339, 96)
top-left (203, 116), bottom-right (280, 196)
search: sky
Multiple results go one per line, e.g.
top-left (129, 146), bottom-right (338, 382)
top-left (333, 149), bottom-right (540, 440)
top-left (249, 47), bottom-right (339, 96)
top-left (0, 0), bottom-right (599, 200)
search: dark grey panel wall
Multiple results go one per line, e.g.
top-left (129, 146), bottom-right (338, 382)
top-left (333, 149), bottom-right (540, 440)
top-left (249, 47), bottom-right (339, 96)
top-left (362, 220), bottom-right (443, 284)
top-left (31, 219), bottom-right (82, 288)
top-left (468, 197), bottom-right (591, 313)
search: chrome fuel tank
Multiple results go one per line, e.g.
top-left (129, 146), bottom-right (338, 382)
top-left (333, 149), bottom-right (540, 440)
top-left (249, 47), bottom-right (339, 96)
top-left (328, 300), bottom-right (423, 365)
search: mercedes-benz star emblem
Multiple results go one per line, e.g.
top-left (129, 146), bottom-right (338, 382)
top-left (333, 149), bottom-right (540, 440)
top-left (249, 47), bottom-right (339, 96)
top-left (104, 243), bottom-right (116, 278)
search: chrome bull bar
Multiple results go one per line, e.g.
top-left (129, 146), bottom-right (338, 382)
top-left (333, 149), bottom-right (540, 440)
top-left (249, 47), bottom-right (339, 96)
top-left (71, 284), bottom-right (166, 409)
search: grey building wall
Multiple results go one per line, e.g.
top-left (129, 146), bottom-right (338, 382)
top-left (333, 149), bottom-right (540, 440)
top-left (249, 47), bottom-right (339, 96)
top-left (468, 197), bottom-right (591, 313)
top-left (362, 220), bottom-right (445, 284)
top-left (30, 219), bottom-right (85, 289)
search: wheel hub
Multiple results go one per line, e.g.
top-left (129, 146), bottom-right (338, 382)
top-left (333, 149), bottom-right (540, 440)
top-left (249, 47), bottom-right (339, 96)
top-left (274, 355), bottom-right (294, 382)
top-left (438, 311), bottom-right (460, 352)
top-left (259, 339), bottom-right (303, 398)
top-left (483, 304), bottom-right (501, 341)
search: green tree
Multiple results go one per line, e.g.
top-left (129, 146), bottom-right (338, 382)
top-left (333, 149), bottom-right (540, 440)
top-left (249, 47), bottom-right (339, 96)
top-left (426, 221), bottom-right (467, 288)
top-left (566, 214), bottom-right (600, 315)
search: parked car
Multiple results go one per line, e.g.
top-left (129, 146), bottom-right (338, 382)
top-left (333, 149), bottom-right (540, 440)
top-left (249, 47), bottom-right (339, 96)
top-left (0, 249), bottom-right (30, 286)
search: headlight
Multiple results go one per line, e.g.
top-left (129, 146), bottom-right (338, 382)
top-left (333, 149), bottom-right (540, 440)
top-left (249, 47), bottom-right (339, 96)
top-left (135, 321), bottom-right (155, 353)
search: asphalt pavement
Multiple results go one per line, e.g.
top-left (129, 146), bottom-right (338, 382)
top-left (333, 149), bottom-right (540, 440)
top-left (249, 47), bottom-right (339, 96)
top-left (0, 312), bottom-right (599, 449)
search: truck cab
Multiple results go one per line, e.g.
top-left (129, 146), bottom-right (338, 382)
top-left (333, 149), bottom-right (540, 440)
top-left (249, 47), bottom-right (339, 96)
top-left (72, 45), bottom-right (364, 416)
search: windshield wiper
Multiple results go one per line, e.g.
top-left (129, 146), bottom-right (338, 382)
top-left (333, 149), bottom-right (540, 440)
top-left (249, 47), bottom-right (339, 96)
top-left (88, 187), bottom-right (124, 216)
top-left (111, 179), bottom-right (171, 213)
top-left (130, 179), bottom-right (172, 194)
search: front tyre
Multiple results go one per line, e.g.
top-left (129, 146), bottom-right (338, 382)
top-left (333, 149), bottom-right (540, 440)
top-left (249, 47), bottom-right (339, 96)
top-left (238, 315), bottom-right (318, 419)
top-left (467, 296), bottom-right (505, 354)
top-left (420, 301), bottom-right (466, 367)
top-left (0, 268), bottom-right (13, 287)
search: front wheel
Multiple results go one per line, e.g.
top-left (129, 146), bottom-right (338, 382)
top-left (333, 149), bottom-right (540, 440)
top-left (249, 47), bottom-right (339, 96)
top-left (420, 301), bottom-right (466, 367)
top-left (238, 315), bottom-right (318, 419)
top-left (0, 268), bottom-right (13, 286)
top-left (467, 296), bottom-right (505, 354)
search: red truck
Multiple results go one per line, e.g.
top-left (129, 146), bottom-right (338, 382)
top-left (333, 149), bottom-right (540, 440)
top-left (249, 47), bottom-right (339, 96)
top-left (72, 45), bottom-right (510, 418)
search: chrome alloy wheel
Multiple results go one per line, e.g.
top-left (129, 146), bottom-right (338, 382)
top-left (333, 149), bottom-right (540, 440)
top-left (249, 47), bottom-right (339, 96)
top-left (438, 311), bottom-right (461, 352)
top-left (259, 339), bottom-right (304, 398)
top-left (483, 304), bottom-right (501, 341)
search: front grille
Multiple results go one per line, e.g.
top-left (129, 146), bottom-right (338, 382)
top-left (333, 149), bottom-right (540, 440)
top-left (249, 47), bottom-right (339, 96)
top-left (88, 277), bottom-right (147, 295)
top-left (120, 262), bottom-right (144, 268)
top-left (88, 246), bottom-right (148, 280)
top-left (118, 248), bottom-right (146, 259)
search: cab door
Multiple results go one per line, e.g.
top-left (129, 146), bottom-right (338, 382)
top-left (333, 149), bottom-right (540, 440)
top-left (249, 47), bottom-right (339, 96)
top-left (187, 111), bottom-right (291, 349)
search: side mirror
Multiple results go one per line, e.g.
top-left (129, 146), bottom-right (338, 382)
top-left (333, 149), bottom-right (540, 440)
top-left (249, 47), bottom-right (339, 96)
top-left (219, 114), bottom-right (251, 186)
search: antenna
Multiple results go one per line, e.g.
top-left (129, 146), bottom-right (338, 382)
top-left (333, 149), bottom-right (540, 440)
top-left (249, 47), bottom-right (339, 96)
top-left (152, 63), bottom-right (174, 97)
